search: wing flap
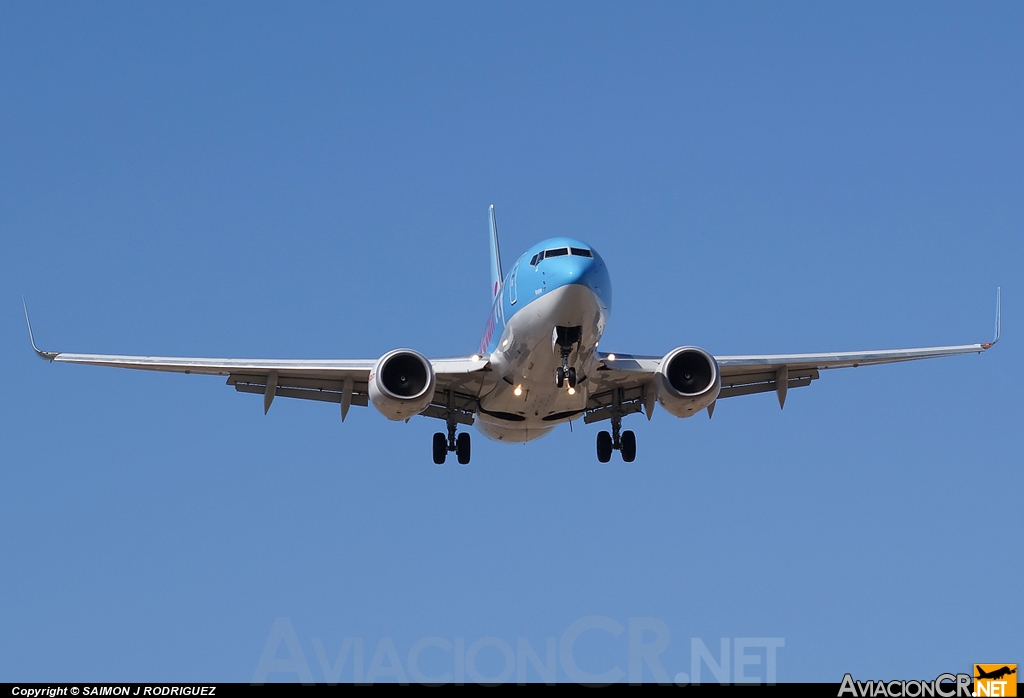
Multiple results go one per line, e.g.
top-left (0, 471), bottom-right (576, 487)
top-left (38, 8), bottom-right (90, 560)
top-left (718, 371), bottom-right (817, 399)
top-left (233, 381), bottom-right (371, 407)
top-left (228, 373), bottom-right (371, 407)
top-left (584, 384), bottom-right (646, 424)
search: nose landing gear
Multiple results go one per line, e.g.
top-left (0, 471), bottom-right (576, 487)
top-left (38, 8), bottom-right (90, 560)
top-left (555, 365), bottom-right (577, 389)
top-left (553, 326), bottom-right (582, 389)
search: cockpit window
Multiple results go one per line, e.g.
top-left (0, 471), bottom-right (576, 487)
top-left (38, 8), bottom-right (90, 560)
top-left (531, 246), bottom-right (592, 265)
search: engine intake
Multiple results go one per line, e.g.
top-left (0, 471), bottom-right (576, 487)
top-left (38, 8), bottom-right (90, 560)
top-left (369, 349), bottom-right (436, 421)
top-left (654, 346), bottom-right (721, 417)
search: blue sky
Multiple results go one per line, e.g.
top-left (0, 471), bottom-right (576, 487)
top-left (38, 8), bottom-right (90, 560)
top-left (1, 2), bottom-right (1021, 683)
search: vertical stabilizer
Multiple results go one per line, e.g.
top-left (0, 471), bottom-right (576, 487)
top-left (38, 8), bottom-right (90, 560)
top-left (488, 204), bottom-right (503, 300)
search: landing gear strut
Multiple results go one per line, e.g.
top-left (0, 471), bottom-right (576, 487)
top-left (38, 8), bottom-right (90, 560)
top-left (433, 392), bottom-right (471, 465)
top-left (433, 420), bottom-right (471, 465)
top-left (595, 391), bottom-right (636, 462)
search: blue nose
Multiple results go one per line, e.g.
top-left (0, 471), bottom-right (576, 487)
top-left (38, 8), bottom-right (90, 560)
top-left (548, 255), bottom-right (596, 287)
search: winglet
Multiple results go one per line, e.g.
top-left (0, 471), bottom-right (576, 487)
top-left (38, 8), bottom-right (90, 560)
top-left (981, 287), bottom-right (1001, 349)
top-left (22, 298), bottom-right (58, 361)
top-left (488, 204), bottom-right (503, 300)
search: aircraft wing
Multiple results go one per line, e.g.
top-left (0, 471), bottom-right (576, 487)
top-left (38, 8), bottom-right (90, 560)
top-left (585, 289), bottom-right (1001, 422)
top-left (23, 302), bottom-right (491, 423)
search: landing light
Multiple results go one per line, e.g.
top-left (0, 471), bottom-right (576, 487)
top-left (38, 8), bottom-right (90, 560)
top-left (502, 339), bottom-right (509, 347)
top-left (514, 385), bottom-right (523, 397)
top-left (471, 354), bottom-right (480, 361)
top-left (607, 353), bottom-right (616, 362)
top-left (567, 387), bottom-right (576, 396)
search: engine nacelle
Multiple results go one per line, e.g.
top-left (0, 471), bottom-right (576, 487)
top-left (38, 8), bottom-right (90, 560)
top-left (654, 346), bottom-right (721, 418)
top-left (368, 349), bottom-right (436, 421)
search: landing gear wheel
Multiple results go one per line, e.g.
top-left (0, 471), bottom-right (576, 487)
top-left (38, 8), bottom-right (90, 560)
top-left (567, 367), bottom-right (577, 388)
top-left (596, 431), bottom-right (613, 463)
top-left (620, 430), bottom-right (636, 462)
top-left (432, 433), bottom-right (447, 464)
top-left (456, 432), bottom-right (471, 465)
top-left (555, 367), bottom-right (565, 388)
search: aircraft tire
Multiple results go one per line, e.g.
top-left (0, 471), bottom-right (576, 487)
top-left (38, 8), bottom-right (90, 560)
top-left (456, 432), bottom-right (471, 465)
top-left (432, 433), bottom-right (447, 464)
top-left (597, 431), bottom-right (613, 463)
top-left (555, 367), bottom-right (565, 388)
top-left (567, 367), bottom-right (577, 388)
top-left (621, 430), bottom-right (636, 462)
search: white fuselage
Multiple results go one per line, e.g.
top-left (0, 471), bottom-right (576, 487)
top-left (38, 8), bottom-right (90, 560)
top-left (476, 283), bottom-right (609, 442)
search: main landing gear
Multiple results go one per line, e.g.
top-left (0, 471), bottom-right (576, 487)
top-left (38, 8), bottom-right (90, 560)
top-left (596, 413), bottom-right (636, 463)
top-left (433, 417), bottom-right (471, 465)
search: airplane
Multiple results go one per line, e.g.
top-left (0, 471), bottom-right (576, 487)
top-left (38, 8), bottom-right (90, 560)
top-left (975, 666), bottom-right (1016, 681)
top-left (24, 205), bottom-right (1000, 465)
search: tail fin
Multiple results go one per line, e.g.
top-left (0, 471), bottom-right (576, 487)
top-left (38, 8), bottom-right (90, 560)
top-left (488, 204), bottom-right (503, 300)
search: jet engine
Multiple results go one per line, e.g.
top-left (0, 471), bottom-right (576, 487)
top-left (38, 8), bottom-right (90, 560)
top-left (368, 349), bottom-right (436, 421)
top-left (654, 346), bottom-right (721, 417)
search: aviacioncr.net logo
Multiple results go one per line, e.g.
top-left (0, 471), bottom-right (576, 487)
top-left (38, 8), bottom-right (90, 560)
top-left (838, 673), bottom-right (973, 697)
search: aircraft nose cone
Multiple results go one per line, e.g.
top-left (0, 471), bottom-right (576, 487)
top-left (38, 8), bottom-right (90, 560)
top-left (575, 257), bottom-right (601, 289)
top-left (564, 255), bottom-right (595, 279)
top-left (546, 254), bottom-right (600, 292)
